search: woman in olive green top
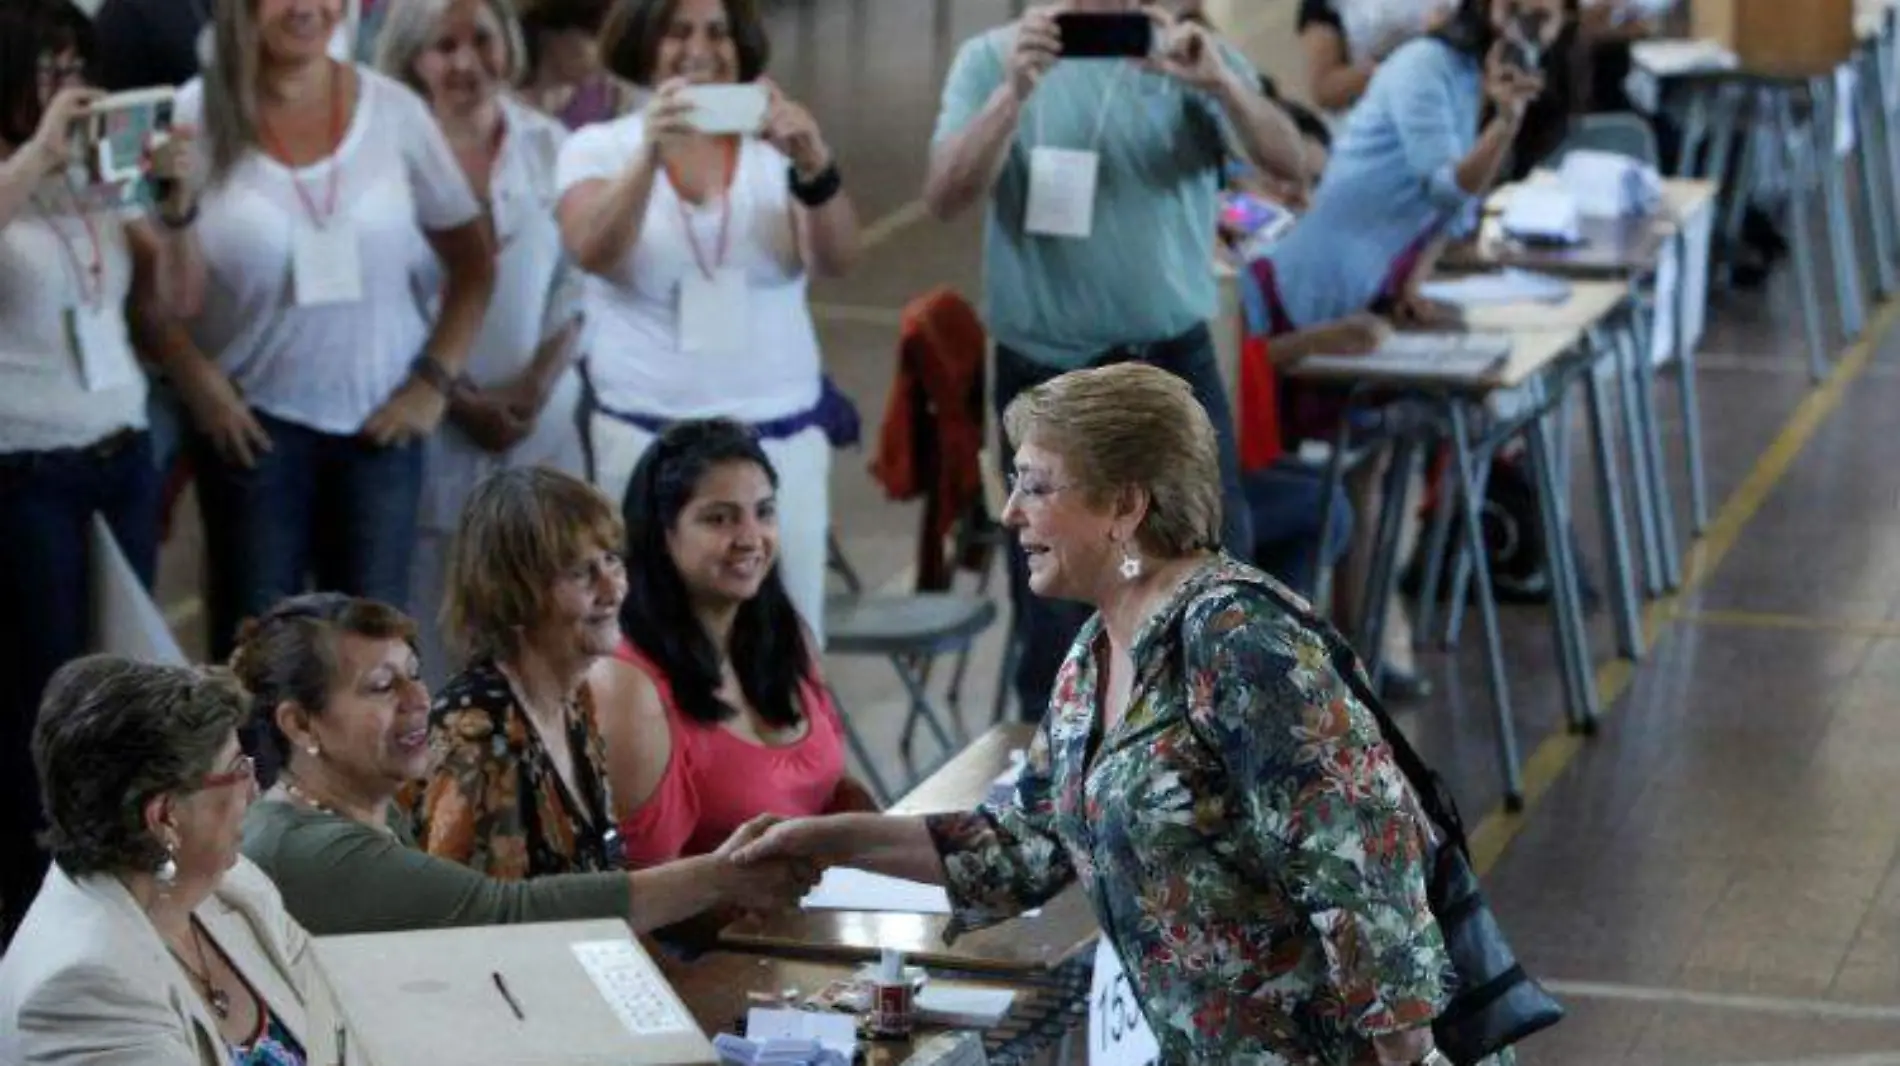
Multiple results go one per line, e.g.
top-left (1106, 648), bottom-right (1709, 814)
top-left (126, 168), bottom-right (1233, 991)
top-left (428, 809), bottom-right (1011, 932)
top-left (235, 593), bottom-right (809, 936)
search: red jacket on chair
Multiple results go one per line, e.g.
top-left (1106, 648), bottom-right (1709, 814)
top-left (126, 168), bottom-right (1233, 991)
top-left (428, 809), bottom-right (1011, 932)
top-left (869, 287), bottom-right (987, 591)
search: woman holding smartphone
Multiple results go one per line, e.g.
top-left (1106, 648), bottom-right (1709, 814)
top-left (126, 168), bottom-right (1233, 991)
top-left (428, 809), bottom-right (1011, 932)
top-left (555, 0), bottom-right (859, 643)
top-left (0, 0), bottom-right (204, 939)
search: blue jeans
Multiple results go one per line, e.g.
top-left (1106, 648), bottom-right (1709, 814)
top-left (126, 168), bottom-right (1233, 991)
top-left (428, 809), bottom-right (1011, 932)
top-left (1246, 460), bottom-right (1353, 601)
top-left (0, 430), bottom-right (159, 938)
top-left (192, 412), bottom-right (424, 663)
top-left (994, 325), bottom-right (1252, 720)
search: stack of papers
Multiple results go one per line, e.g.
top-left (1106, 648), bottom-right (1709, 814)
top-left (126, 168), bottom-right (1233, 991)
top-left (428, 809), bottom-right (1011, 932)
top-left (1299, 332), bottom-right (1514, 383)
top-left (1629, 38), bottom-right (1738, 77)
top-left (1500, 184), bottom-right (1581, 245)
top-left (718, 1009), bottom-right (858, 1065)
top-left (1421, 270), bottom-right (1572, 307)
top-left (902, 1031), bottom-right (990, 1066)
top-left (712, 1035), bottom-right (849, 1066)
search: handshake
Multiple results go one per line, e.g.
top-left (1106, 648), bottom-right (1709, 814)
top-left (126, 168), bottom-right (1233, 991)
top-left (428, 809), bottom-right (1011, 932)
top-left (703, 811), bottom-right (862, 916)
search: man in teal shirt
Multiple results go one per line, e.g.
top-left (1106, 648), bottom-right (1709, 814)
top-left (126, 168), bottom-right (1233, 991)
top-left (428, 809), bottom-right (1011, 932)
top-left (927, 0), bottom-right (1306, 716)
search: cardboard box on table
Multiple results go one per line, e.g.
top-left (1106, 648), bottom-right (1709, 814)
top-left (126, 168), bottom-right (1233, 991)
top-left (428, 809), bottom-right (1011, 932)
top-left (1694, 0), bottom-right (1856, 76)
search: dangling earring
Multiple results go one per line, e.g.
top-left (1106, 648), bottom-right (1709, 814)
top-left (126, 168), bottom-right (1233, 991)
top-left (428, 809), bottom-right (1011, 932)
top-left (155, 840), bottom-right (178, 890)
top-left (1119, 541), bottom-right (1143, 581)
top-left (305, 744), bottom-right (321, 758)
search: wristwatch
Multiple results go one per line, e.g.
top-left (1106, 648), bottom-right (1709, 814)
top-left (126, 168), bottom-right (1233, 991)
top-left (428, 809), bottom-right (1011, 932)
top-left (1413, 1049), bottom-right (1453, 1066)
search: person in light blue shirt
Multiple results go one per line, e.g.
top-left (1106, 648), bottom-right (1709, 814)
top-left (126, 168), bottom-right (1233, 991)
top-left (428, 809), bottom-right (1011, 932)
top-left (1243, 0), bottom-right (1561, 348)
top-left (927, 0), bottom-right (1307, 718)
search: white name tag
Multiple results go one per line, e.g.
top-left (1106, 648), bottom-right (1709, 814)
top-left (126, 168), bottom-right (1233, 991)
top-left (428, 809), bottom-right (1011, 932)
top-left (1026, 146), bottom-right (1100, 240)
top-left (292, 220), bottom-right (364, 307)
top-left (66, 305), bottom-right (139, 392)
top-left (1088, 939), bottom-right (1160, 1066)
top-left (678, 267), bottom-right (748, 361)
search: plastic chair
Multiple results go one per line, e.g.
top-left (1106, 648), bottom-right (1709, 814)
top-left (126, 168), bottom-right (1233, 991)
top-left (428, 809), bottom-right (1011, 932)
top-left (1552, 112), bottom-right (1663, 167)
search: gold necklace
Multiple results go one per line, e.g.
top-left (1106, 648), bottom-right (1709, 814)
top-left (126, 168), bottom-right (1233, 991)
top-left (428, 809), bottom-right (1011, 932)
top-left (279, 775), bottom-right (393, 837)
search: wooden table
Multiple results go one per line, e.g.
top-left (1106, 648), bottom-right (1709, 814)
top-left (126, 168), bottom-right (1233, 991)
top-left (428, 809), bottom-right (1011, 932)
top-left (720, 725), bottom-right (1101, 977)
top-left (656, 949), bottom-right (1084, 1066)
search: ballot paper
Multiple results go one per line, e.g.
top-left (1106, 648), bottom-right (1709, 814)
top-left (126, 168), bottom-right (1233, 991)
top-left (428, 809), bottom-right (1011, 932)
top-left (801, 868), bottom-right (953, 914)
top-left (1499, 185), bottom-right (1582, 245)
top-left (1420, 270), bottom-right (1572, 308)
top-left (713, 1034), bottom-right (849, 1066)
top-left (1628, 38), bottom-right (1737, 77)
top-left (1298, 331), bottom-right (1514, 383)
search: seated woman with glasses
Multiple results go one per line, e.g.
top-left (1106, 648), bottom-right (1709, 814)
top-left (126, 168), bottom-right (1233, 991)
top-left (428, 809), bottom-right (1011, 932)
top-left (592, 419), bottom-right (875, 871)
top-left (236, 593), bottom-right (813, 937)
top-left (0, 656), bottom-right (313, 1066)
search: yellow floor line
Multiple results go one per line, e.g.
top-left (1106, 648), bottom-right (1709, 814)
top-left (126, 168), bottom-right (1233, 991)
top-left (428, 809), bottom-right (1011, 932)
top-left (1672, 608), bottom-right (1900, 641)
top-left (1468, 296), bottom-right (1900, 875)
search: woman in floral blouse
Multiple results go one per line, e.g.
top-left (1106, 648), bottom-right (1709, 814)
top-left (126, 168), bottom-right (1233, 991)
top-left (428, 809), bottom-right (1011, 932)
top-left (736, 363), bottom-right (1454, 1065)
top-left (412, 466), bottom-right (637, 877)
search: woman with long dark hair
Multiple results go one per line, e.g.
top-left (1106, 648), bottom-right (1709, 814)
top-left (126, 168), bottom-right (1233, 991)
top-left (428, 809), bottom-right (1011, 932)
top-left (593, 418), bottom-right (872, 870)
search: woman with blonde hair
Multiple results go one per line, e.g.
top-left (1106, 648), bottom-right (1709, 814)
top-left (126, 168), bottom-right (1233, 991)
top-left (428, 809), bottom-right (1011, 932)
top-left (375, 0), bottom-right (588, 682)
top-left (733, 362), bottom-right (1456, 1063)
top-left (411, 467), bottom-right (636, 879)
top-left (152, 0), bottom-right (496, 661)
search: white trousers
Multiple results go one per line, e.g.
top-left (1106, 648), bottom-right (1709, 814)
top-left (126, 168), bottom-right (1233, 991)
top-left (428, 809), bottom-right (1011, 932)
top-left (589, 412), bottom-right (831, 647)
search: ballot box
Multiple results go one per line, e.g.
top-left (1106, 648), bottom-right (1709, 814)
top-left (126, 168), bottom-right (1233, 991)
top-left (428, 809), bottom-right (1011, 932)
top-left (305, 919), bottom-right (718, 1066)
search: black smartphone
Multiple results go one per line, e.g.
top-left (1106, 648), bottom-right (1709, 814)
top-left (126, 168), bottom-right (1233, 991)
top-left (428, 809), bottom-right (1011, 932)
top-left (1055, 12), bottom-right (1153, 59)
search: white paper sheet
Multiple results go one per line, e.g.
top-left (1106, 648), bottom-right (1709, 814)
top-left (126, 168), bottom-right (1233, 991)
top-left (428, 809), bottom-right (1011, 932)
top-left (1298, 331), bottom-right (1514, 382)
top-left (800, 868), bottom-right (953, 914)
top-left (743, 1009), bottom-right (859, 1057)
top-left (915, 986), bottom-right (1016, 1028)
top-left (1420, 270), bottom-right (1573, 307)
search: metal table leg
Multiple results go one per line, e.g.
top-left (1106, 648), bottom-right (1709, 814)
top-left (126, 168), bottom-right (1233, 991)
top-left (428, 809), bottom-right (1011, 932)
top-left (1412, 442), bottom-right (1459, 650)
top-left (1447, 402), bottom-right (1525, 810)
top-left (1855, 46), bottom-right (1899, 295)
top-left (1816, 71), bottom-right (1868, 341)
top-left (1672, 226), bottom-right (1712, 536)
top-left (1627, 301), bottom-right (1683, 591)
top-left (1613, 319), bottom-right (1666, 596)
top-left (1526, 402), bottom-right (1601, 733)
top-left (1775, 88), bottom-right (1837, 382)
top-left (1585, 349), bottom-right (1644, 660)
top-left (1357, 437), bottom-right (1422, 685)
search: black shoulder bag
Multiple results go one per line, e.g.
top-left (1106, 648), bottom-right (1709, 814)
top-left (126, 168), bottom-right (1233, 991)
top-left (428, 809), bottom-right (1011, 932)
top-left (1192, 578), bottom-right (1566, 1063)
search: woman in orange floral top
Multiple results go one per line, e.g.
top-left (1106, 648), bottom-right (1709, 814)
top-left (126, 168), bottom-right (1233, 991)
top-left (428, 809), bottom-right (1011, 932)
top-left (736, 364), bottom-right (1462, 1065)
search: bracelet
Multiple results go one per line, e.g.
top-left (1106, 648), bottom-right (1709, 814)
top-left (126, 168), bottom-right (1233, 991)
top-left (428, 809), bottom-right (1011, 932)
top-left (788, 161), bottom-right (843, 208)
top-left (409, 354), bottom-right (456, 396)
top-left (157, 200), bottom-right (199, 230)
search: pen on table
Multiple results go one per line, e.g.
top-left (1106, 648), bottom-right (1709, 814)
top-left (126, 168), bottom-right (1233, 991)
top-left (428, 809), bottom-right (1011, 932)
top-left (491, 971), bottom-right (526, 1021)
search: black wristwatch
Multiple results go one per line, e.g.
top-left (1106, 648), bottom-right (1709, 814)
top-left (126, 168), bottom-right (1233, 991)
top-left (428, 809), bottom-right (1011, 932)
top-left (408, 354), bottom-right (456, 396)
top-left (788, 160), bottom-right (843, 207)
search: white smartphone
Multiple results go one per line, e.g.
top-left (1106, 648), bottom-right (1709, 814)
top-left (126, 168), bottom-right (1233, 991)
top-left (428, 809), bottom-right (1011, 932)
top-left (680, 83), bottom-right (769, 136)
top-left (82, 87), bottom-right (177, 185)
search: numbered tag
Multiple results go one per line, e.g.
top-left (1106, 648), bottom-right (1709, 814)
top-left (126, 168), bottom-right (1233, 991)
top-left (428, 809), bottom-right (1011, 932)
top-left (678, 267), bottom-right (748, 360)
top-left (292, 220), bottom-right (364, 306)
top-left (1088, 940), bottom-right (1159, 1066)
top-left (65, 305), bottom-right (139, 392)
top-left (1026, 146), bottom-right (1100, 240)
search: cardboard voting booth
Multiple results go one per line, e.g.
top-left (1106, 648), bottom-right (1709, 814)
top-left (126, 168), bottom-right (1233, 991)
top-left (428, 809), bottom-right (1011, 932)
top-left (1693, 0), bottom-right (1855, 76)
top-left (89, 514), bottom-right (186, 666)
top-left (305, 919), bottom-right (718, 1066)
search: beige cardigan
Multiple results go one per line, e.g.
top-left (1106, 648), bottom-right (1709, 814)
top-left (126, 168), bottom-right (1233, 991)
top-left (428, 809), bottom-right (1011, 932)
top-left (0, 857), bottom-right (313, 1066)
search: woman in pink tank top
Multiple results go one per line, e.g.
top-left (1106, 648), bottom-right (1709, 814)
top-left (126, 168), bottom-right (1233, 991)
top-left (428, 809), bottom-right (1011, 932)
top-left (592, 419), bottom-right (876, 868)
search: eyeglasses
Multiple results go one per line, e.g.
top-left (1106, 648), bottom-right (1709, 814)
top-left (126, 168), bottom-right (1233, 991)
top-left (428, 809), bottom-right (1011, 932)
top-left (1005, 472), bottom-right (1076, 505)
top-left (200, 754), bottom-right (258, 792)
top-left (37, 56), bottom-right (85, 87)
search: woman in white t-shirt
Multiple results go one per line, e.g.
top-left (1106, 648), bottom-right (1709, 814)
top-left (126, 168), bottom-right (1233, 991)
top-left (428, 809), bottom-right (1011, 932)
top-left (0, 0), bottom-right (207, 936)
top-left (153, 0), bottom-right (495, 667)
top-left (375, 0), bottom-right (588, 683)
top-left (556, 0), bottom-right (859, 641)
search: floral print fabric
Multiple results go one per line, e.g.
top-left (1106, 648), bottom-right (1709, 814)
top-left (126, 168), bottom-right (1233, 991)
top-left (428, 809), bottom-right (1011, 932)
top-left (925, 557), bottom-right (1451, 1064)
top-left (411, 659), bottom-right (619, 878)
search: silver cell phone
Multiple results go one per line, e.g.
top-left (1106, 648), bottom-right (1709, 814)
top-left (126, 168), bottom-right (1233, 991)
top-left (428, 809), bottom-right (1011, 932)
top-left (679, 83), bottom-right (769, 136)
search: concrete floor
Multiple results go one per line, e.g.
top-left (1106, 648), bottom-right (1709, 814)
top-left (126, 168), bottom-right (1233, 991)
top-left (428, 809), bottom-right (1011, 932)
top-left (150, 1), bottom-right (1900, 1059)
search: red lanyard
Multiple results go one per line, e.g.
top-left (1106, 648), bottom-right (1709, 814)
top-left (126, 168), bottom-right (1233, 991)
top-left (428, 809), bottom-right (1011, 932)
top-left (37, 186), bottom-right (105, 310)
top-left (260, 64), bottom-right (346, 228)
top-left (665, 139), bottom-right (737, 281)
